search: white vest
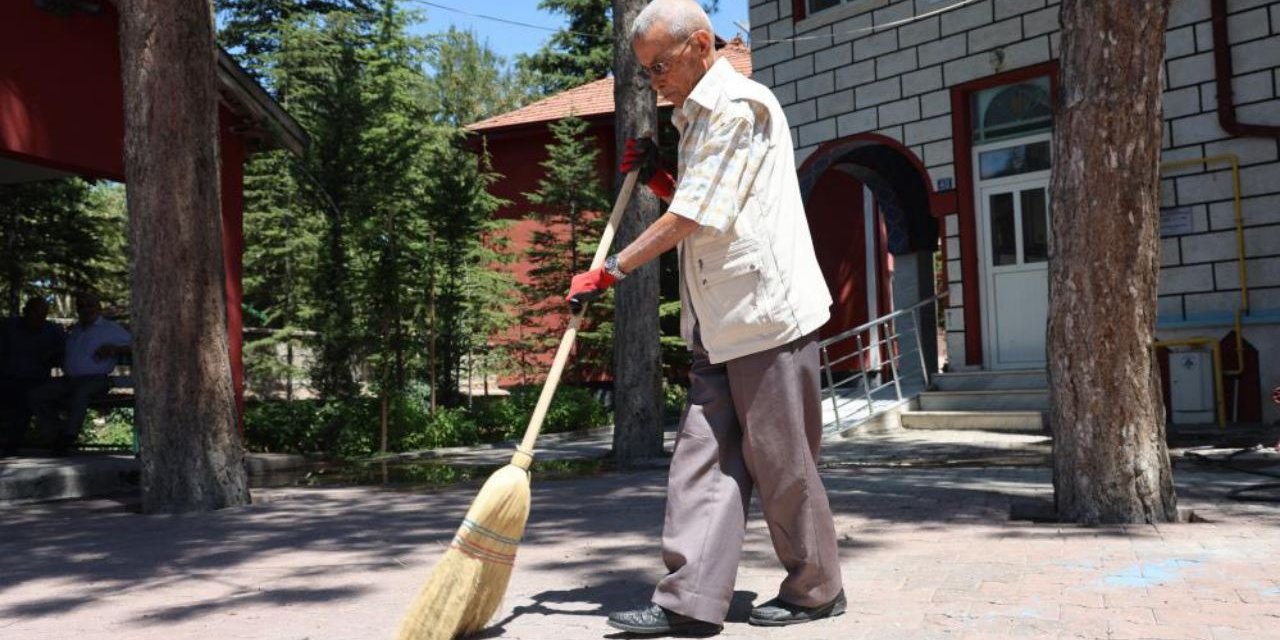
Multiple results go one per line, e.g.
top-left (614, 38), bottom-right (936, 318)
top-left (676, 60), bottom-right (832, 364)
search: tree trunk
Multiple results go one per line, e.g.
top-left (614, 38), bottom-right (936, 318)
top-left (611, 0), bottom-right (664, 463)
top-left (118, 0), bottom-right (251, 513)
top-left (1048, 0), bottom-right (1177, 524)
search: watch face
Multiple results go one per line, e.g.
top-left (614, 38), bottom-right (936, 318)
top-left (605, 255), bottom-right (624, 278)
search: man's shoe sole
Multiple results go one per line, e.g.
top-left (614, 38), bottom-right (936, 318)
top-left (606, 619), bottom-right (722, 636)
top-left (747, 598), bottom-right (847, 627)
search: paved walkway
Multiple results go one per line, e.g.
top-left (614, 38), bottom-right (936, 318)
top-left (2, 429), bottom-right (1279, 639)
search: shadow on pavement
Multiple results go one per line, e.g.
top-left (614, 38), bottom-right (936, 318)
top-left (10, 430), bottom-right (1268, 629)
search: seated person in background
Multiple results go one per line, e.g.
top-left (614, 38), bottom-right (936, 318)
top-left (1, 297), bottom-right (65, 456)
top-left (29, 292), bottom-right (131, 455)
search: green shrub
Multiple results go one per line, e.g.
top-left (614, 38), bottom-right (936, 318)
top-left (244, 399), bottom-right (322, 453)
top-left (244, 385), bottom-right (612, 456)
top-left (473, 386), bottom-right (610, 440)
top-left (400, 406), bottom-right (480, 450)
top-left (82, 408), bottom-right (135, 448)
top-left (663, 380), bottom-right (688, 421)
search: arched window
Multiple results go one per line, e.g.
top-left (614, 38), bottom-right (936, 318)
top-left (971, 76), bottom-right (1052, 143)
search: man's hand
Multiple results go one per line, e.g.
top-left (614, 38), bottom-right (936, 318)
top-left (621, 137), bottom-right (675, 201)
top-left (566, 268), bottom-right (616, 314)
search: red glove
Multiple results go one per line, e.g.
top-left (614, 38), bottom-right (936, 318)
top-left (566, 268), bottom-right (616, 313)
top-left (621, 137), bottom-right (675, 201)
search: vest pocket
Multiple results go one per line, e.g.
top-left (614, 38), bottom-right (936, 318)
top-left (697, 241), bottom-right (771, 327)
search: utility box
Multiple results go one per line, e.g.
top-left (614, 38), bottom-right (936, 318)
top-left (1169, 349), bottom-right (1215, 424)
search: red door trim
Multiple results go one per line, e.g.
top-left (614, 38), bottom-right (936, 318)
top-left (792, 0), bottom-right (807, 22)
top-left (949, 60), bottom-right (1059, 368)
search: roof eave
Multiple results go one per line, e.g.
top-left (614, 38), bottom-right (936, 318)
top-left (216, 50), bottom-right (309, 157)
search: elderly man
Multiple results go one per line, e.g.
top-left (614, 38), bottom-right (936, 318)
top-left (566, 0), bottom-right (844, 634)
top-left (29, 292), bottom-right (131, 455)
top-left (0, 297), bottom-right (65, 456)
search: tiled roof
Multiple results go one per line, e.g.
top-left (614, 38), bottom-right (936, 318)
top-left (468, 37), bottom-right (752, 132)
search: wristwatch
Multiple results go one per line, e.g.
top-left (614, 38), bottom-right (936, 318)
top-left (604, 254), bottom-right (627, 280)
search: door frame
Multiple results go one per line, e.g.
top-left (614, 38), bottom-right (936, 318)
top-left (973, 132), bottom-right (1052, 370)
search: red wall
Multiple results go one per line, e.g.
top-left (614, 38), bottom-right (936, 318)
top-left (477, 120), bottom-right (619, 385)
top-left (0, 1), bottom-right (126, 179)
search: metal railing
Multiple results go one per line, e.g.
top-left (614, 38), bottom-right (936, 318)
top-left (819, 292), bottom-right (948, 431)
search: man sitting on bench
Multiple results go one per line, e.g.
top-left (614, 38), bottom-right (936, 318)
top-left (1, 297), bottom-right (65, 456)
top-left (29, 292), bottom-right (131, 456)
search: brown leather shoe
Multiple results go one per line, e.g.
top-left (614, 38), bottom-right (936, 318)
top-left (606, 604), bottom-right (722, 636)
top-left (748, 589), bottom-right (847, 626)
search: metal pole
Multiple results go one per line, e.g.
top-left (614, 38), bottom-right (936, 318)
top-left (913, 306), bottom-right (931, 391)
top-left (887, 318), bottom-right (903, 402)
top-left (821, 345), bottom-right (841, 430)
top-left (856, 333), bottom-right (873, 417)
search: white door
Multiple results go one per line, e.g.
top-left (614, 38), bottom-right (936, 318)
top-left (979, 177), bottom-right (1051, 369)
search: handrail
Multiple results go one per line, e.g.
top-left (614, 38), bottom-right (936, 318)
top-left (820, 292), bottom-right (948, 431)
top-left (818, 293), bottom-right (950, 349)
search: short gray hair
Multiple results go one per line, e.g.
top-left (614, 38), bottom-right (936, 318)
top-left (630, 0), bottom-right (712, 43)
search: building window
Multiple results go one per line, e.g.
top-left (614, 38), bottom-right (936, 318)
top-left (970, 76), bottom-right (1053, 144)
top-left (794, 0), bottom-right (887, 24)
top-left (808, 0), bottom-right (844, 12)
top-left (978, 140), bottom-right (1052, 180)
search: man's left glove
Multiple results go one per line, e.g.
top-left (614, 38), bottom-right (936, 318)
top-left (621, 137), bottom-right (675, 201)
top-left (566, 268), bottom-right (616, 314)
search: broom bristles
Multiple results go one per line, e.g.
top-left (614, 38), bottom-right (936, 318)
top-left (397, 463), bottom-right (532, 640)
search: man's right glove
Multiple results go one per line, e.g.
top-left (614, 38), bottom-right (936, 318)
top-left (621, 137), bottom-right (675, 201)
top-left (566, 268), bottom-right (616, 314)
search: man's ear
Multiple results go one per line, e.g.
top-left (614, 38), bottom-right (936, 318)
top-left (695, 29), bottom-right (715, 56)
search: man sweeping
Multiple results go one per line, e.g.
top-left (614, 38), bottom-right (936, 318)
top-left (566, 0), bottom-right (845, 634)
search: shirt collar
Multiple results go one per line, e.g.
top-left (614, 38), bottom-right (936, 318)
top-left (673, 56), bottom-right (734, 127)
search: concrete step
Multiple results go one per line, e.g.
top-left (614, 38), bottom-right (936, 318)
top-left (918, 389), bottom-right (1049, 411)
top-left (931, 369), bottom-right (1047, 391)
top-left (1, 452), bottom-right (309, 505)
top-left (900, 411), bottom-right (1047, 434)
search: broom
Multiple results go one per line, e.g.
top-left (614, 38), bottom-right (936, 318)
top-left (396, 168), bottom-right (641, 640)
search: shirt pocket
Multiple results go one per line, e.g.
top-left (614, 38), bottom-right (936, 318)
top-left (697, 240), bottom-right (771, 327)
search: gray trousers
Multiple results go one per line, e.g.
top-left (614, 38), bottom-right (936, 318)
top-left (29, 375), bottom-right (111, 439)
top-left (651, 328), bottom-right (842, 623)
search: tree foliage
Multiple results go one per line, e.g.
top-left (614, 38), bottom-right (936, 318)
top-left (0, 180), bottom-right (128, 316)
top-left (517, 0), bottom-right (613, 95)
top-left (224, 0), bottom-right (520, 449)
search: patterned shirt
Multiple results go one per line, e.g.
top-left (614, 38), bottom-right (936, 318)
top-left (668, 57), bottom-right (770, 233)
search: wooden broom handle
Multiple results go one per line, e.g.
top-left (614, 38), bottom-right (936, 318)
top-left (513, 169), bottom-right (641, 466)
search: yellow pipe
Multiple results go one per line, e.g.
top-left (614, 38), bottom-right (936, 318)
top-left (1153, 337), bottom-right (1226, 427)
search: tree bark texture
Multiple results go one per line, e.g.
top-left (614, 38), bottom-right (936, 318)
top-left (611, 0), bottom-right (664, 463)
top-left (1048, 0), bottom-right (1177, 524)
top-left (118, 0), bottom-right (251, 513)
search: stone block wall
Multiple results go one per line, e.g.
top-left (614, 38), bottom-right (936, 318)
top-left (750, 0), bottom-right (1280, 381)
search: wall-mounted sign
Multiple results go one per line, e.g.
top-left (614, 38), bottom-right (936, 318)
top-left (936, 177), bottom-right (954, 191)
top-left (1160, 207), bottom-right (1194, 237)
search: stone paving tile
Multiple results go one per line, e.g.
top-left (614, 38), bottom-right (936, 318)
top-left (2, 430), bottom-right (1280, 639)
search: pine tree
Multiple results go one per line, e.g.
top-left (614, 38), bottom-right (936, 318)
top-left (517, 115), bottom-right (610, 383)
top-left (517, 0), bottom-right (613, 94)
top-left (1049, 0), bottom-right (1178, 523)
top-left (0, 179), bottom-right (128, 316)
top-left (217, 0), bottom-right (520, 442)
top-left (214, 0), bottom-right (374, 81)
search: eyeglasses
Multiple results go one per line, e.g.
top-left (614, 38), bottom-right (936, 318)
top-left (638, 34), bottom-right (696, 80)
